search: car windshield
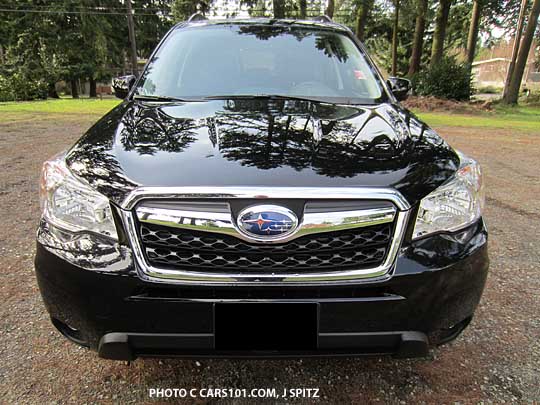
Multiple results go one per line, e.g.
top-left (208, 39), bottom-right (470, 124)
top-left (135, 24), bottom-right (386, 104)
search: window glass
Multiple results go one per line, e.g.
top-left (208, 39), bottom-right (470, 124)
top-left (137, 25), bottom-right (384, 103)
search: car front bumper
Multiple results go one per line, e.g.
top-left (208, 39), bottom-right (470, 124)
top-left (34, 220), bottom-right (488, 360)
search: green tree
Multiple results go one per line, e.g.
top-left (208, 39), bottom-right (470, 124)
top-left (54, 0), bottom-right (128, 98)
top-left (136, 0), bottom-right (173, 57)
top-left (391, 0), bottom-right (401, 76)
top-left (0, 0), bottom-right (63, 99)
top-left (407, 0), bottom-right (428, 76)
top-left (430, 0), bottom-right (452, 67)
top-left (466, 0), bottom-right (482, 64)
top-left (326, 0), bottom-right (335, 17)
top-left (78, 0), bottom-right (126, 97)
top-left (355, 0), bottom-right (375, 41)
top-left (172, 0), bottom-right (212, 21)
top-left (273, 0), bottom-right (286, 18)
top-left (413, 56), bottom-right (473, 100)
top-left (503, 0), bottom-right (540, 104)
top-left (298, 0), bottom-right (307, 18)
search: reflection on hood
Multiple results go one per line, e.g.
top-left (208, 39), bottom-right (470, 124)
top-left (66, 98), bottom-right (459, 206)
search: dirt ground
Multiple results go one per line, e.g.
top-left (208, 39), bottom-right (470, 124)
top-left (0, 112), bottom-right (539, 404)
top-left (403, 96), bottom-right (494, 113)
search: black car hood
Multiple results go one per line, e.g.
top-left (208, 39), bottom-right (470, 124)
top-left (66, 99), bottom-right (459, 207)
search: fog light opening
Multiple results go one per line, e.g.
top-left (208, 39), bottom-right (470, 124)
top-left (436, 316), bottom-right (473, 345)
top-left (51, 317), bottom-right (89, 347)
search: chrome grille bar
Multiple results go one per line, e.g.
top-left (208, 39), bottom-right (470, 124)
top-left (136, 205), bottom-right (396, 244)
top-left (121, 187), bottom-right (411, 210)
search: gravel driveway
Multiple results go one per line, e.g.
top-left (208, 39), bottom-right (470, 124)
top-left (1, 111), bottom-right (539, 403)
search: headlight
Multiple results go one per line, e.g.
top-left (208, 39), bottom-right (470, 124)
top-left (39, 152), bottom-right (118, 239)
top-left (413, 151), bottom-right (484, 239)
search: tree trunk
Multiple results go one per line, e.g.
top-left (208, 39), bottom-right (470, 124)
top-left (391, 0), bottom-right (400, 76)
top-left (126, 0), bottom-right (138, 76)
top-left (326, 0), bottom-right (335, 18)
top-left (503, 0), bottom-right (540, 104)
top-left (430, 0), bottom-right (452, 67)
top-left (408, 0), bottom-right (428, 76)
top-left (273, 0), bottom-right (285, 18)
top-left (355, 0), bottom-right (375, 41)
top-left (503, 0), bottom-right (528, 100)
top-left (89, 77), bottom-right (97, 98)
top-left (299, 0), bottom-right (307, 18)
top-left (70, 79), bottom-right (79, 99)
top-left (47, 82), bottom-right (60, 99)
top-left (121, 49), bottom-right (127, 76)
top-left (466, 0), bottom-right (482, 65)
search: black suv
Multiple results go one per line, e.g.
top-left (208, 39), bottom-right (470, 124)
top-left (35, 17), bottom-right (488, 360)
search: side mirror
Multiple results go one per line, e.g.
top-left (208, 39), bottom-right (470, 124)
top-left (112, 75), bottom-right (136, 99)
top-left (387, 77), bottom-right (411, 101)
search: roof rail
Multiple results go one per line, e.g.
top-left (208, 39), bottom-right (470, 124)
top-left (187, 13), bottom-right (206, 23)
top-left (312, 15), bottom-right (333, 23)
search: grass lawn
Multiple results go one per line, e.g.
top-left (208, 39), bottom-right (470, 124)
top-left (1, 97), bottom-right (539, 133)
top-left (415, 105), bottom-right (540, 133)
top-left (0, 97), bottom-right (121, 123)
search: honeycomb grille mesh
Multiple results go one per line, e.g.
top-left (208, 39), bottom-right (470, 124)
top-left (138, 222), bottom-right (394, 273)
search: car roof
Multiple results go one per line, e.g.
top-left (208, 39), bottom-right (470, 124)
top-left (174, 17), bottom-right (351, 34)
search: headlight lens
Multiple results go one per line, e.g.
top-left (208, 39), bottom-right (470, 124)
top-left (413, 151), bottom-right (484, 239)
top-left (39, 152), bottom-right (118, 239)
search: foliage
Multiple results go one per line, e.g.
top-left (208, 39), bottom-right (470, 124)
top-left (476, 85), bottom-right (501, 94)
top-left (136, 0), bottom-right (173, 55)
top-left (0, 73), bottom-right (48, 102)
top-left (241, 0), bottom-right (311, 18)
top-left (172, 0), bottom-right (214, 20)
top-left (0, 0), bottom-right (129, 100)
top-left (482, 0), bottom-right (523, 37)
top-left (522, 91), bottom-right (540, 106)
top-left (412, 57), bottom-right (473, 100)
top-left (0, 0), bottom-right (174, 101)
top-left (0, 0), bottom-right (63, 100)
top-left (0, 0), bottom-right (533, 103)
top-left (445, 0), bottom-right (472, 51)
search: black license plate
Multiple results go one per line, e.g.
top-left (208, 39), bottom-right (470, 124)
top-left (215, 303), bottom-right (318, 351)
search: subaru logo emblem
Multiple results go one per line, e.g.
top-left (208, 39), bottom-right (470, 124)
top-left (237, 205), bottom-right (298, 241)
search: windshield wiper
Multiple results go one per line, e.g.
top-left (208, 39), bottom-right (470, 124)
top-left (203, 94), bottom-right (333, 104)
top-left (133, 93), bottom-right (375, 105)
top-left (133, 94), bottom-right (194, 102)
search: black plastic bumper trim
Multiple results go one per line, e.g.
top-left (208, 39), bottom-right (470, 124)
top-left (97, 330), bottom-right (429, 360)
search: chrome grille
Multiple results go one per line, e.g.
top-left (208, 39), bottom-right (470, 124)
top-left (120, 187), bottom-right (411, 284)
top-left (139, 222), bottom-right (393, 273)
